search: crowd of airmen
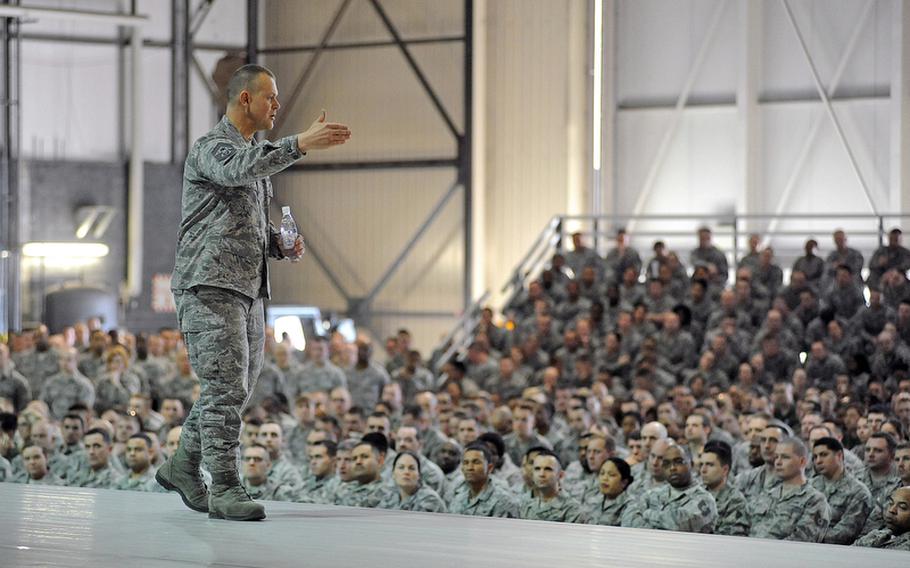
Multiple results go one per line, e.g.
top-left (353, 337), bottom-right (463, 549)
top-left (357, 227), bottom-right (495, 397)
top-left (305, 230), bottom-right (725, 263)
top-left (2, 226), bottom-right (910, 550)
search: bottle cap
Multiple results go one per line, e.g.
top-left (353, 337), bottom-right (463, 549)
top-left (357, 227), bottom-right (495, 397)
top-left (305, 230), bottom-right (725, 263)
top-left (281, 206), bottom-right (290, 215)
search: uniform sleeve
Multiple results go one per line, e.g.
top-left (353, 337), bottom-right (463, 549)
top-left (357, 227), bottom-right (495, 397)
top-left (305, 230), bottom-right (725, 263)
top-left (786, 496), bottom-right (830, 543)
top-left (268, 221), bottom-right (286, 260)
top-left (824, 488), bottom-right (873, 545)
top-left (195, 134), bottom-right (303, 187)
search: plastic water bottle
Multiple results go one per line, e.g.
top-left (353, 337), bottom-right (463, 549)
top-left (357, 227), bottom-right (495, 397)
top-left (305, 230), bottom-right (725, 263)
top-left (280, 206), bottom-right (299, 261)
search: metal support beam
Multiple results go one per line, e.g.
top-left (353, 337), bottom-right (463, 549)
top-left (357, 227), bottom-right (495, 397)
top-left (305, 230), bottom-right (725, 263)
top-left (462, 0), bottom-right (473, 311)
top-left (0, 0), bottom-right (20, 333)
top-left (299, 234), bottom-right (353, 304)
top-left (191, 53), bottom-right (220, 104)
top-left (780, 0), bottom-right (878, 214)
top-left (736, 0), bottom-right (762, 239)
top-left (0, 5), bottom-right (146, 26)
top-left (363, 182), bottom-right (462, 307)
top-left (189, 0), bottom-right (216, 39)
top-left (259, 35), bottom-right (464, 55)
top-left (765, 0), bottom-right (874, 241)
top-left (369, 0), bottom-right (462, 141)
top-left (171, 0), bottom-right (189, 162)
top-left (626, 0), bottom-right (727, 233)
top-left (288, 158), bottom-right (458, 172)
top-left (247, 0), bottom-right (258, 64)
top-left (893, 0), bottom-right (910, 214)
top-left (272, 0), bottom-right (352, 136)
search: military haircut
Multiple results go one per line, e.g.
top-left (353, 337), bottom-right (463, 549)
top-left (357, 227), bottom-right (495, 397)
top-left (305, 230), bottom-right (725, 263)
top-left (392, 450), bottom-right (422, 473)
top-left (84, 427), bottom-right (112, 445)
top-left (702, 440), bottom-right (733, 468)
top-left (812, 437), bottom-right (843, 454)
top-left (869, 431), bottom-right (898, 455)
top-left (62, 413), bottom-right (85, 429)
top-left (897, 442), bottom-right (910, 452)
top-left (68, 403), bottom-right (90, 414)
top-left (588, 432), bottom-right (616, 453)
top-left (464, 442), bottom-right (494, 466)
top-left (359, 432), bottom-right (389, 456)
top-left (315, 440), bottom-right (338, 457)
top-left (532, 447), bottom-right (563, 470)
top-left (346, 406), bottom-right (366, 419)
top-left (337, 439), bottom-right (359, 453)
top-left (22, 444), bottom-right (48, 458)
top-left (779, 436), bottom-right (808, 459)
top-left (128, 432), bottom-right (153, 448)
top-left (402, 404), bottom-right (425, 420)
top-left (478, 432), bottom-right (506, 458)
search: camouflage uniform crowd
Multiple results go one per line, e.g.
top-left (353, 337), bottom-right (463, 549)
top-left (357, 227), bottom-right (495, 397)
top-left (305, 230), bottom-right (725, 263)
top-left (2, 226), bottom-right (910, 550)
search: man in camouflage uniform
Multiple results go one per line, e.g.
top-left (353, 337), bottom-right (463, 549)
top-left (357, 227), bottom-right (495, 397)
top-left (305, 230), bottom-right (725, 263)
top-left (115, 433), bottom-right (164, 492)
top-left (448, 442), bottom-right (519, 517)
top-left (700, 441), bottom-right (749, 536)
top-left (20, 444), bottom-right (63, 486)
top-left (257, 422), bottom-right (303, 491)
top-left (623, 445), bottom-right (717, 533)
top-left (749, 437), bottom-right (830, 542)
top-left (68, 428), bottom-right (123, 489)
top-left (39, 348), bottom-right (95, 421)
top-left (810, 437), bottom-right (873, 545)
top-left (519, 449), bottom-right (587, 523)
top-left (291, 338), bottom-right (347, 399)
top-left (299, 440), bottom-right (337, 503)
top-left (737, 423), bottom-right (785, 500)
top-left (240, 444), bottom-right (298, 501)
top-left (854, 487), bottom-right (910, 551)
top-left (335, 434), bottom-right (388, 508)
top-left (156, 63), bottom-right (350, 521)
top-left (0, 343), bottom-right (30, 411)
top-left (345, 338), bottom-right (390, 410)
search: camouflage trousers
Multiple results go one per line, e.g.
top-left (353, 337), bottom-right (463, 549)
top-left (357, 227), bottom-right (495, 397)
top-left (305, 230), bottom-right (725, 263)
top-left (174, 285), bottom-right (264, 482)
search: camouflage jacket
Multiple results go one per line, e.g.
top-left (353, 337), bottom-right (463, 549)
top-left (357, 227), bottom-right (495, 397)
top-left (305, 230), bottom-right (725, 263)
top-left (585, 490), bottom-right (633, 527)
top-left (622, 483), bottom-right (717, 533)
top-left (853, 528), bottom-right (910, 551)
top-left (810, 473), bottom-right (873, 545)
top-left (712, 483), bottom-right (750, 536)
top-left (377, 485), bottom-right (447, 513)
top-left (748, 482), bottom-right (830, 542)
top-left (448, 480), bottom-right (519, 518)
top-left (172, 115), bottom-right (304, 300)
top-left (520, 492), bottom-right (588, 524)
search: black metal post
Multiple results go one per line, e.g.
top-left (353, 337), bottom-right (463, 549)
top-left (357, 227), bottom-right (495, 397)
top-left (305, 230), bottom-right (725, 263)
top-left (463, 0), bottom-right (473, 312)
top-left (171, 0), bottom-right (189, 162)
top-left (247, 0), bottom-right (258, 64)
top-left (1, 2), bottom-right (20, 333)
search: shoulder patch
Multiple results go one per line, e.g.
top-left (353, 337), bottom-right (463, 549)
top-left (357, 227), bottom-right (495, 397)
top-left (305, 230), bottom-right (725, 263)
top-left (211, 142), bottom-right (236, 161)
top-left (698, 498), bottom-right (711, 517)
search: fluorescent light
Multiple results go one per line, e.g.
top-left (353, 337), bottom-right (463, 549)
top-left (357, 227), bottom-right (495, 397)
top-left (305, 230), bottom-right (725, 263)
top-left (22, 242), bottom-right (110, 258)
top-left (593, 0), bottom-right (603, 171)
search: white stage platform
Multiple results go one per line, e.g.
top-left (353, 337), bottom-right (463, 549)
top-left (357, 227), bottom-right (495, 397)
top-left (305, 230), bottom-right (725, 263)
top-left (0, 483), bottom-right (906, 568)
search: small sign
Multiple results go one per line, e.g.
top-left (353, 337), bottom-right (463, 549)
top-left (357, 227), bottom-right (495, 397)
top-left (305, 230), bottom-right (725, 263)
top-left (152, 273), bottom-right (176, 313)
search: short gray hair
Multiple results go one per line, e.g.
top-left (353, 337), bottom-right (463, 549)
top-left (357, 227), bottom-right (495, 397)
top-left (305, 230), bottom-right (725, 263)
top-left (227, 64), bottom-right (275, 104)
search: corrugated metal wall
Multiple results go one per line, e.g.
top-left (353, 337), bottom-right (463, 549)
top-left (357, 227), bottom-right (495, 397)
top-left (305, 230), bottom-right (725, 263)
top-left (262, 0), bottom-right (467, 353)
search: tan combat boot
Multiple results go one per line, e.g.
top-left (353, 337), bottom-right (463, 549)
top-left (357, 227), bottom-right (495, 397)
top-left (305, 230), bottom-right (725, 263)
top-left (208, 472), bottom-right (266, 521)
top-left (155, 447), bottom-right (210, 513)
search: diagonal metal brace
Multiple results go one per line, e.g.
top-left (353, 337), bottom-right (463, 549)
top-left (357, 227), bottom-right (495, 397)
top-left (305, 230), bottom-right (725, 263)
top-left (369, 0), bottom-right (462, 141)
top-left (363, 181), bottom-right (461, 307)
top-left (272, 0), bottom-right (352, 135)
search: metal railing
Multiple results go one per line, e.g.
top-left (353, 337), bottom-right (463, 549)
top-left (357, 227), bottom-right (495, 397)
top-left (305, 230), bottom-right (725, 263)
top-left (434, 211), bottom-right (910, 367)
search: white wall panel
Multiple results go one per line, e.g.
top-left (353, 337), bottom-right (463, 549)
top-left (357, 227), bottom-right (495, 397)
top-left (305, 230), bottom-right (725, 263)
top-left (21, 41), bottom-right (120, 161)
top-left (482, 0), bottom-right (586, 307)
top-left (616, 0), bottom-right (739, 105)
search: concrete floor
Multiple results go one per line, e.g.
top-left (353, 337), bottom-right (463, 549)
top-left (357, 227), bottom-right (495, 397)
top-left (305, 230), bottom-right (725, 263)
top-left (0, 483), bottom-right (906, 568)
